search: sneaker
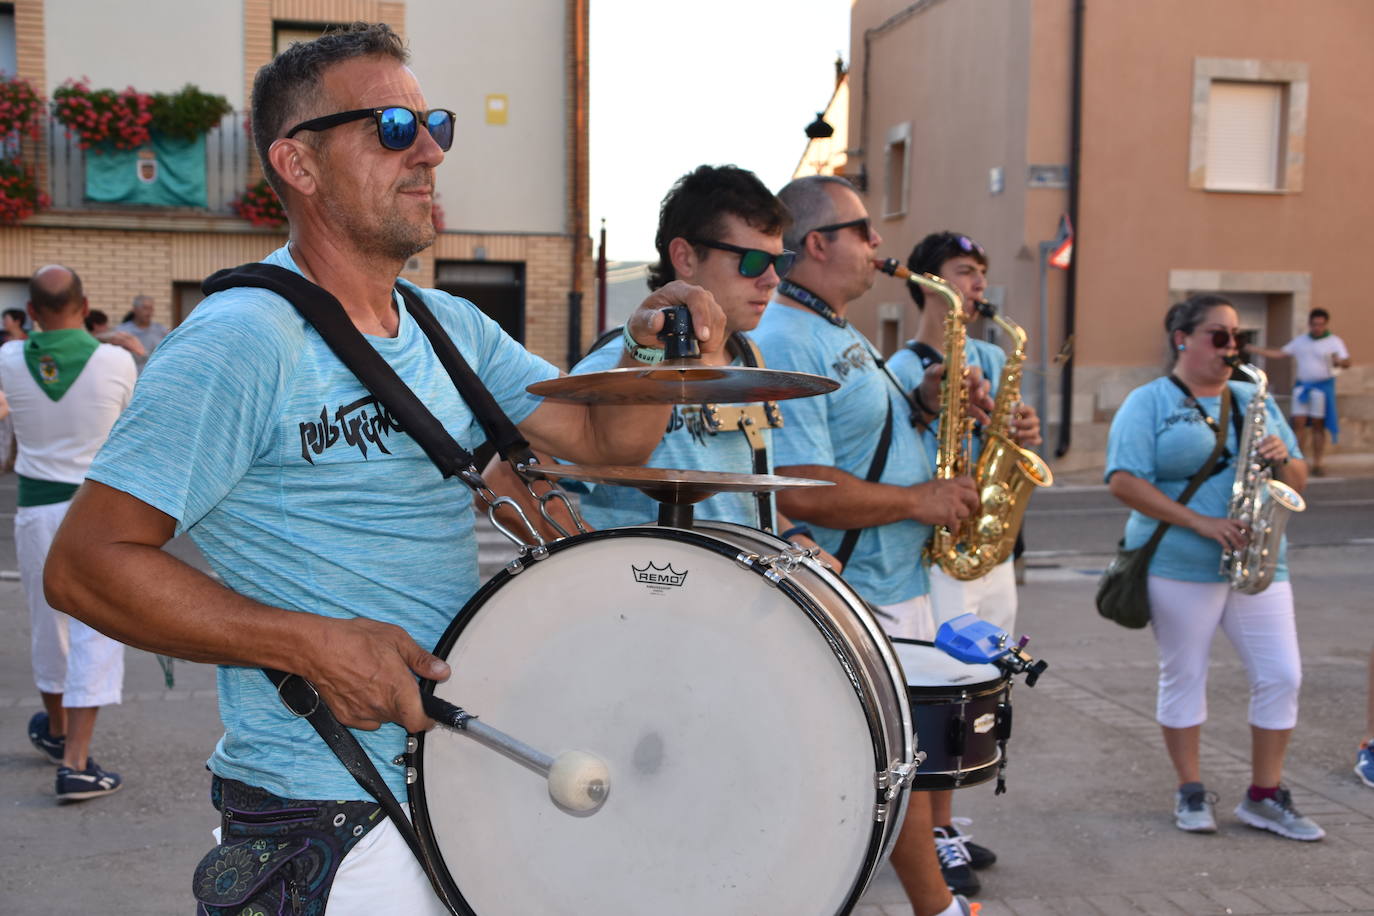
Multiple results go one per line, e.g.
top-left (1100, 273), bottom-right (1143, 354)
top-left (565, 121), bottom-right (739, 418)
top-left (1234, 787), bottom-right (1324, 841)
top-left (1356, 745), bottom-right (1374, 788)
top-left (1174, 784), bottom-right (1218, 833)
top-left (934, 825), bottom-right (980, 896)
top-left (56, 759), bottom-right (123, 802)
top-left (27, 711), bottom-right (65, 765)
top-left (945, 817), bottom-right (997, 868)
top-left (953, 894), bottom-right (981, 916)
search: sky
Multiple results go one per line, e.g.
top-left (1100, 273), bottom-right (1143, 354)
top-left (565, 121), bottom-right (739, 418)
top-left (589, 0), bottom-right (853, 263)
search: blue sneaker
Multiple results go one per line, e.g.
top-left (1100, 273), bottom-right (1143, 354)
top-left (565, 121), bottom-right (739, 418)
top-left (1357, 745), bottom-right (1374, 788)
top-left (56, 758), bottom-right (123, 802)
top-left (27, 711), bottom-right (65, 765)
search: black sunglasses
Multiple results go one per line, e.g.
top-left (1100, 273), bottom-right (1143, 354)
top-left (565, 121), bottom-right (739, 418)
top-left (285, 107), bottom-right (456, 151)
top-left (810, 216), bottom-right (872, 240)
top-left (688, 239), bottom-right (795, 279)
top-left (1203, 328), bottom-right (1243, 348)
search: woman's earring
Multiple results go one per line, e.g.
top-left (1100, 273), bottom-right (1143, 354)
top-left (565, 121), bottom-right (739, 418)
top-left (1177, 344), bottom-right (1186, 351)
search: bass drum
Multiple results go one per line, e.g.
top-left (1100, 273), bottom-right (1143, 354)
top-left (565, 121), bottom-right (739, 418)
top-left (411, 523), bottom-right (913, 916)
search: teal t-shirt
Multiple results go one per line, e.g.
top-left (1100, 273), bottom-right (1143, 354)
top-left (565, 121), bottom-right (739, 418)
top-left (560, 337), bottom-right (771, 529)
top-left (750, 303), bottom-right (932, 605)
top-left (87, 245), bottom-right (559, 801)
top-left (888, 336), bottom-right (1007, 468)
top-left (1104, 375), bottom-right (1301, 583)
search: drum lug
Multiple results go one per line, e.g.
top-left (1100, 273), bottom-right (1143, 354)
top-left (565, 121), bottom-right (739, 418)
top-left (733, 551), bottom-right (758, 570)
top-left (404, 766), bottom-right (417, 785)
top-left (877, 759), bottom-right (921, 803)
top-left (392, 736), bottom-right (419, 766)
top-left (758, 545), bottom-right (812, 585)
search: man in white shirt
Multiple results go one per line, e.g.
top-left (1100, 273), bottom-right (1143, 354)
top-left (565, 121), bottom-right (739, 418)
top-left (1, 265), bottom-right (137, 800)
top-left (1249, 308), bottom-right (1351, 476)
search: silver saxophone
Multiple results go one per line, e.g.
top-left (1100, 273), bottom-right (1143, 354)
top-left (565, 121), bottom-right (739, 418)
top-left (1221, 359), bottom-right (1307, 593)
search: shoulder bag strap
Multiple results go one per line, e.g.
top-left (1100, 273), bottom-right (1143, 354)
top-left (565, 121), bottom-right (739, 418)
top-left (833, 398), bottom-right (895, 568)
top-left (1140, 383), bottom-right (1233, 555)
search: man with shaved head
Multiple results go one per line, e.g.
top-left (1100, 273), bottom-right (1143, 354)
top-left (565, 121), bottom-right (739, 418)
top-left (0, 264), bottom-right (136, 801)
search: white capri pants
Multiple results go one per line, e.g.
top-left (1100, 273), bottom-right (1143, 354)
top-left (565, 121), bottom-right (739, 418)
top-left (1147, 576), bottom-right (1300, 730)
top-left (876, 593), bottom-right (935, 642)
top-left (929, 558), bottom-right (1018, 635)
top-left (17, 500), bottom-right (125, 707)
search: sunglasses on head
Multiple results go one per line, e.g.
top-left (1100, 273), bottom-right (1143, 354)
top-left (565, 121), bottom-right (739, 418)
top-left (955, 234), bottom-right (985, 257)
top-left (810, 216), bottom-right (872, 240)
top-left (285, 106), bottom-right (456, 151)
top-left (688, 239), bottom-right (796, 279)
top-left (1202, 327), bottom-right (1243, 348)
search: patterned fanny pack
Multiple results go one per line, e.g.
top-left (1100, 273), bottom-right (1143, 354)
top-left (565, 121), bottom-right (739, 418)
top-left (192, 775), bottom-right (384, 916)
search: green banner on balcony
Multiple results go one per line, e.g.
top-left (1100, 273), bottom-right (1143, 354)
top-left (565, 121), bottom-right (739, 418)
top-left (85, 131), bottom-right (206, 208)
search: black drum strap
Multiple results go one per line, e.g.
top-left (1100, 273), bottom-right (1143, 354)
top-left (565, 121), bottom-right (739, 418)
top-left (264, 668), bottom-right (464, 914)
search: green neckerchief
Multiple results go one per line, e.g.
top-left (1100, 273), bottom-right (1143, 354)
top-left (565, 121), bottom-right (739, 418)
top-left (24, 328), bottom-right (101, 401)
top-left (1309, 330), bottom-right (1331, 339)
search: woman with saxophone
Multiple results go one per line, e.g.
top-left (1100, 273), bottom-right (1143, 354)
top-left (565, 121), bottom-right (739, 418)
top-left (1105, 294), bottom-right (1322, 841)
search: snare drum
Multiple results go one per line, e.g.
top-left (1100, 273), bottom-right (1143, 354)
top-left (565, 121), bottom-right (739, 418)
top-left (410, 523), bottom-right (913, 915)
top-left (891, 638), bottom-right (1011, 790)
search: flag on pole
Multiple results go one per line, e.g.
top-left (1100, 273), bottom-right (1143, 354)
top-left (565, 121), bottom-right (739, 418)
top-left (1048, 213), bottom-right (1073, 270)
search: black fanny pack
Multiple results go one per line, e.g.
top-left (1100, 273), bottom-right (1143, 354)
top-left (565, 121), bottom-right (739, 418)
top-left (192, 775), bottom-right (385, 915)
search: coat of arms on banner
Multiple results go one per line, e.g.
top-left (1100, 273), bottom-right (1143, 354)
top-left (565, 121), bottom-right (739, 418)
top-left (136, 148), bottom-right (159, 184)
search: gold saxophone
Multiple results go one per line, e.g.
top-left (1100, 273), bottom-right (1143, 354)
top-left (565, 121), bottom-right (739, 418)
top-left (1221, 359), bottom-right (1306, 593)
top-left (876, 259), bottom-right (1053, 580)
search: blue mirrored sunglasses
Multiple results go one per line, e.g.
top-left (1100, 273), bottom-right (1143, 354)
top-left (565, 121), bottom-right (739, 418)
top-left (285, 107), bottom-right (455, 151)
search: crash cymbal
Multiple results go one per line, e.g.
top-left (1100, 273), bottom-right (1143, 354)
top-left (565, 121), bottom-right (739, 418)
top-left (526, 362), bottom-right (839, 405)
top-left (521, 463), bottom-right (834, 505)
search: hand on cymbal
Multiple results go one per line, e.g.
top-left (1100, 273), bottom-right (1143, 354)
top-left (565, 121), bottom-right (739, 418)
top-left (625, 281), bottom-right (727, 356)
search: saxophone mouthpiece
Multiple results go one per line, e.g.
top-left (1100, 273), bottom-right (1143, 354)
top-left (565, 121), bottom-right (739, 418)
top-left (974, 300), bottom-right (998, 318)
top-left (874, 257), bottom-right (906, 278)
top-left (1224, 354), bottom-right (1242, 368)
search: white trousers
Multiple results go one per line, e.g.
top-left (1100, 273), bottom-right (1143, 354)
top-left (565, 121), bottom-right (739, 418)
top-left (928, 558), bottom-right (1018, 635)
top-left (17, 500), bottom-right (125, 706)
top-left (1147, 576), bottom-right (1301, 730)
top-left (876, 593), bottom-right (935, 642)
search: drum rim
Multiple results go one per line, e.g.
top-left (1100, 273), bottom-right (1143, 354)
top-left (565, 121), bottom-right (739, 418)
top-left (889, 636), bottom-right (1009, 695)
top-left (409, 524), bottom-right (908, 915)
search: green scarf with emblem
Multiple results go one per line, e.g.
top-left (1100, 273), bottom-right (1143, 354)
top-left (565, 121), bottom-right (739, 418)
top-left (24, 328), bottom-right (100, 401)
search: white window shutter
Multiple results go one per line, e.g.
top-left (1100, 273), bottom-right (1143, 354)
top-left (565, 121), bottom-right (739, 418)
top-left (1206, 81), bottom-right (1283, 190)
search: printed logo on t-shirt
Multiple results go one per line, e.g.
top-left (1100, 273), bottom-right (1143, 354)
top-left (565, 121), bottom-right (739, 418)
top-left (664, 405), bottom-right (711, 447)
top-left (831, 343), bottom-right (873, 380)
top-left (298, 395), bottom-right (405, 463)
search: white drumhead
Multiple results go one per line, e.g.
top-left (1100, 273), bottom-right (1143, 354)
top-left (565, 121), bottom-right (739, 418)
top-left (892, 640), bottom-right (1002, 688)
top-left (419, 532), bottom-right (882, 915)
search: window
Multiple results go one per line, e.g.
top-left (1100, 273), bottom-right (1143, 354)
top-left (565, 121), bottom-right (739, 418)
top-left (1190, 58), bottom-right (1307, 193)
top-left (435, 261), bottom-right (526, 343)
top-left (883, 122), bottom-right (911, 218)
top-left (0, 5), bottom-right (16, 77)
top-left (275, 22), bottom-right (330, 57)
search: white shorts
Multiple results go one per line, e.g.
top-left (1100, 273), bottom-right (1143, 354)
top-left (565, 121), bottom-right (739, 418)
top-left (1290, 387), bottom-right (1327, 419)
top-left (875, 593), bottom-right (935, 642)
top-left (1147, 576), bottom-right (1301, 730)
top-left (17, 501), bottom-right (125, 706)
top-left (928, 559), bottom-right (1018, 635)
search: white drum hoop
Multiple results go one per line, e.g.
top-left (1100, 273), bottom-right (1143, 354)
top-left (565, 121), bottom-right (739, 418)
top-left (409, 524), bottom-right (913, 916)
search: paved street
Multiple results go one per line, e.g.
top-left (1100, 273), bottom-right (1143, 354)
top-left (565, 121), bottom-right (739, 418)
top-left (0, 472), bottom-right (1371, 915)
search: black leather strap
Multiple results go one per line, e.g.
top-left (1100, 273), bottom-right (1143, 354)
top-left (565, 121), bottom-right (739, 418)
top-left (263, 668), bottom-right (463, 914)
top-left (833, 399), bottom-right (894, 568)
top-left (1140, 383), bottom-right (1234, 556)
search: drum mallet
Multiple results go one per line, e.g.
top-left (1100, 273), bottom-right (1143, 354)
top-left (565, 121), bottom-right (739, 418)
top-left (421, 693), bottom-right (610, 814)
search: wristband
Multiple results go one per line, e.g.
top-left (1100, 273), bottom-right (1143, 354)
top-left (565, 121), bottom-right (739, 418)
top-left (622, 323), bottom-right (665, 365)
top-left (780, 524), bottom-right (813, 542)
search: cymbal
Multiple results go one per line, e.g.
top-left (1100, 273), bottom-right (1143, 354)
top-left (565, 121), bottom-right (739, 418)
top-left (526, 362), bottom-right (839, 405)
top-left (521, 463), bottom-right (834, 505)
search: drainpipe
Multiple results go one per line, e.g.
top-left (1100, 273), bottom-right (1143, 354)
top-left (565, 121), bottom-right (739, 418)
top-left (1055, 0), bottom-right (1085, 458)
top-left (566, 0), bottom-right (589, 368)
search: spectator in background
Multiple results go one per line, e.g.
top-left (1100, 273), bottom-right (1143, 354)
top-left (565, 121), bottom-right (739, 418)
top-left (3, 308), bottom-right (29, 344)
top-left (1247, 308), bottom-right (1352, 477)
top-left (85, 309), bottom-right (147, 361)
top-left (114, 294), bottom-right (169, 371)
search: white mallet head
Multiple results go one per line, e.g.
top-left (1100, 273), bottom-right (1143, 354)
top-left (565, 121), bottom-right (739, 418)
top-left (547, 750), bottom-right (610, 814)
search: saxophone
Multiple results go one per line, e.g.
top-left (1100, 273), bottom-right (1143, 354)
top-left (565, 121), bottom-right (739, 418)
top-left (876, 259), bottom-right (1052, 580)
top-left (1221, 360), bottom-right (1306, 593)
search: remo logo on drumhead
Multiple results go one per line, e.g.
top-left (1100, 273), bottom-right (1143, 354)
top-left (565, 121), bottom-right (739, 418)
top-left (630, 561), bottom-right (688, 591)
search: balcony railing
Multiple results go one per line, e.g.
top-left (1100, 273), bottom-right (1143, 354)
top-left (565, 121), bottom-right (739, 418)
top-left (45, 111), bottom-right (252, 214)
